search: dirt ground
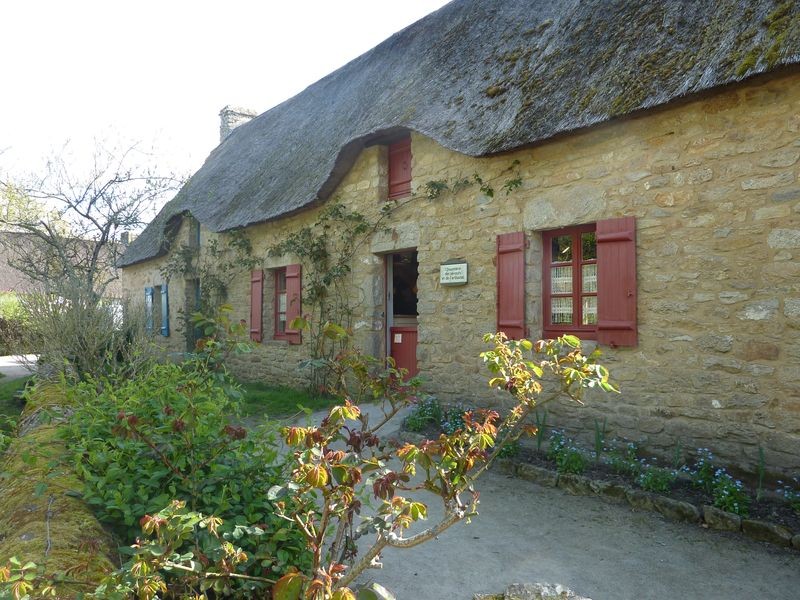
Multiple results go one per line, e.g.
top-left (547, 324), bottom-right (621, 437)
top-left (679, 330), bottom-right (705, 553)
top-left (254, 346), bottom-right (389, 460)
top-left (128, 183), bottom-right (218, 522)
top-left (355, 463), bottom-right (800, 600)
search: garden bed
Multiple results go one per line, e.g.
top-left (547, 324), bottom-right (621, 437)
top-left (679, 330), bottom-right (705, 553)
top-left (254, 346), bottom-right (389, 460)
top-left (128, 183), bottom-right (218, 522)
top-left (514, 446), bottom-right (800, 533)
top-left (399, 426), bottom-right (800, 551)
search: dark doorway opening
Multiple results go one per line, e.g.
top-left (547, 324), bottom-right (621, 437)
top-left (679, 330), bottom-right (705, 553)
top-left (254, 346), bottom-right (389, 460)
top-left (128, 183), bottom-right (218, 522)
top-left (387, 250), bottom-right (419, 377)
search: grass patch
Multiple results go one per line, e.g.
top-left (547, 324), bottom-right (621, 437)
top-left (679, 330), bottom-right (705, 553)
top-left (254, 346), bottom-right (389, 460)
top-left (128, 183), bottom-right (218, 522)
top-left (238, 381), bottom-right (340, 419)
top-left (0, 375), bottom-right (32, 421)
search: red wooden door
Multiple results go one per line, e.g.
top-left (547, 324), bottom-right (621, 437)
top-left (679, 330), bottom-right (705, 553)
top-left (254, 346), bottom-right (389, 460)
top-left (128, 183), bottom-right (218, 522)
top-left (390, 326), bottom-right (418, 377)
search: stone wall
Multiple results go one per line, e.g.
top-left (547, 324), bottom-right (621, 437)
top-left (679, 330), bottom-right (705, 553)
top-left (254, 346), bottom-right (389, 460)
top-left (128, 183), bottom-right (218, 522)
top-left (122, 70), bottom-right (800, 475)
top-left (123, 218), bottom-right (196, 355)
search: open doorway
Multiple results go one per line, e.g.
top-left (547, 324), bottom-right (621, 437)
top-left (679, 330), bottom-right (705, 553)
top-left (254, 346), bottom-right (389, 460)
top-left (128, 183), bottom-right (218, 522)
top-left (386, 250), bottom-right (419, 377)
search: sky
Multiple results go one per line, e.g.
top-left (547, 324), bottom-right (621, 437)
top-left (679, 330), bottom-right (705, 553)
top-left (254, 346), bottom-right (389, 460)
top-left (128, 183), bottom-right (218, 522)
top-left (0, 0), bottom-right (452, 180)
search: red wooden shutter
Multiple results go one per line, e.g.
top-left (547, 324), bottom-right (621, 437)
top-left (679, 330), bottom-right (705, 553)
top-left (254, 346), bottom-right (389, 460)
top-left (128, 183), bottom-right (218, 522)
top-left (285, 264), bottom-right (302, 345)
top-left (597, 216), bottom-right (637, 347)
top-left (388, 137), bottom-right (412, 199)
top-left (496, 232), bottom-right (526, 340)
top-left (249, 269), bottom-right (263, 342)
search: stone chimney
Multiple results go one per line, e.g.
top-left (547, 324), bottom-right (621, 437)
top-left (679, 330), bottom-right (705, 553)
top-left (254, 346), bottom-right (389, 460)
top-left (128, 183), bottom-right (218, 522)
top-left (219, 105), bottom-right (258, 142)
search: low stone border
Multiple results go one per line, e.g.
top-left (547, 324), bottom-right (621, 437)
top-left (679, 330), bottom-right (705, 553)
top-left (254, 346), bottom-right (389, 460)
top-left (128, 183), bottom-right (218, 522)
top-left (0, 385), bottom-right (116, 595)
top-left (474, 582), bottom-right (591, 600)
top-left (399, 431), bottom-right (800, 551)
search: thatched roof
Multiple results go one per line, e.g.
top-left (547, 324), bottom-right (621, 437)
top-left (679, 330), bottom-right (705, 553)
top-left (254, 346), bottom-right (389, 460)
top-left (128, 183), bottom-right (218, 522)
top-left (122, 0), bottom-right (800, 266)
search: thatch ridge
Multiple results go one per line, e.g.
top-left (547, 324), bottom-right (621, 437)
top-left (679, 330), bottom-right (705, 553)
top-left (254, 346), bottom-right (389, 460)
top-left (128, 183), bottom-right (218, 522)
top-left (122, 0), bottom-right (800, 266)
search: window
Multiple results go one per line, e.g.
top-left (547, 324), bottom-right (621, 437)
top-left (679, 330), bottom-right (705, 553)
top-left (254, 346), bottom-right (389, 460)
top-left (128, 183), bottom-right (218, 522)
top-left (543, 224), bottom-right (597, 337)
top-left (144, 287), bottom-right (154, 333)
top-left (145, 285), bottom-right (169, 336)
top-left (388, 137), bottom-right (412, 199)
top-left (275, 268), bottom-right (288, 335)
top-left (271, 264), bottom-right (302, 344)
top-left (542, 217), bottom-right (637, 346)
top-left (496, 217), bottom-right (637, 348)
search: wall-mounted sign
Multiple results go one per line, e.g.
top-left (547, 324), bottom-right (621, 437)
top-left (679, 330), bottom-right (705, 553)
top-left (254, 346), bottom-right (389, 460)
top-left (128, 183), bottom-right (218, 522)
top-left (440, 260), bottom-right (468, 286)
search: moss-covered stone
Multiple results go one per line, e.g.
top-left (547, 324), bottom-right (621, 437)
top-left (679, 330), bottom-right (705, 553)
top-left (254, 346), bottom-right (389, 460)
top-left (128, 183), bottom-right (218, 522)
top-left (0, 384), bottom-right (116, 596)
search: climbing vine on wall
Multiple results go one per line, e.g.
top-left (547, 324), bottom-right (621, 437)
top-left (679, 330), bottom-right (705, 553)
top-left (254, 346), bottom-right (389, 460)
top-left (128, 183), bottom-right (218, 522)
top-left (267, 161), bottom-right (524, 388)
top-left (160, 225), bottom-right (259, 343)
top-left (268, 201), bottom-right (391, 385)
top-left (422, 159), bottom-right (522, 199)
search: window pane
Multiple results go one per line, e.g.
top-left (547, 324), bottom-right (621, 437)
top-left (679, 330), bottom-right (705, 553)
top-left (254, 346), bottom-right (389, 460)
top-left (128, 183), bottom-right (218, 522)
top-left (277, 271), bottom-right (286, 292)
top-left (277, 315), bottom-right (286, 333)
top-left (551, 296), bottom-right (573, 325)
top-left (278, 292), bottom-right (287, 313)
top-left (551, 265), bottom-right (573, 294)
top-left (582, 232), bottom-right (596, 260)
top-left (551, 235), bottom-right (572, 263)
top-left (582, 296), bottom-right (597, 325)
top-left (582, 263), bottom-right (597, 293)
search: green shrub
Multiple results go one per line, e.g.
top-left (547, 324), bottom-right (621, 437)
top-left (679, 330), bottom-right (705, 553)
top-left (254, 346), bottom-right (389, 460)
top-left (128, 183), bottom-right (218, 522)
top-left (606, 440), bottom-right (641, 477)
top-left (687, 447), bottom-right (716, 494)
top-left (404, 395), bottom-right (443, 432)
top-left (636, 463), bottom-right (678, 493)
top-left (64, 361), bottom-right (311, 587)
top-left (440, 402), bottom-right (468, 434)
top-left (548, 430), bottom-right (587, 475)
top-left (4, 329), bottom-right (619, 599)
top-left (0, 313), bottom-right (27, 355)
top-left (777, 478), bottom-right (800, 513)
top-left (712, 469), bottom-right (750, 516)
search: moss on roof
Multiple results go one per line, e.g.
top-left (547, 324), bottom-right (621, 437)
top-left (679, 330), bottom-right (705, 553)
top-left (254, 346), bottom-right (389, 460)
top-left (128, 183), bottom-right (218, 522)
top-left (122, 0), bottom-right (800, 267)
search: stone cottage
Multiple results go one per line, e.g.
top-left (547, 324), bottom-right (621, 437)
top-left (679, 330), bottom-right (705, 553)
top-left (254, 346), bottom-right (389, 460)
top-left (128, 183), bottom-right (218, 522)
top-left (120, 0), bottom-right (800, 475)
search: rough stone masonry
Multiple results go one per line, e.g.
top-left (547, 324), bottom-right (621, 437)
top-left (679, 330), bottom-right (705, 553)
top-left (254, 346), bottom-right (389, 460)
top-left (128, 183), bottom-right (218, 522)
top-left (123, 69), bottom-right (800, 477)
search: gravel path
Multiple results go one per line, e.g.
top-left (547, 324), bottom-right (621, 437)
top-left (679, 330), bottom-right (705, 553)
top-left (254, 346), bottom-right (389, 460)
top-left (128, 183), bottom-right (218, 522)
top-left (256, 403), bottom-right (800, 599)
top-left (356, 468), bottom-right (799, 599)
top-left (0, 355), bottom-right (36, 380)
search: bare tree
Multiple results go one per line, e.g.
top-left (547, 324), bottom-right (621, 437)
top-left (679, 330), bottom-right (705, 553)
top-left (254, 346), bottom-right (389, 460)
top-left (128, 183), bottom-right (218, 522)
top-left (0, 142), bottom-right (182, 378)
top-left (0, 142), bottom-right (182, 302)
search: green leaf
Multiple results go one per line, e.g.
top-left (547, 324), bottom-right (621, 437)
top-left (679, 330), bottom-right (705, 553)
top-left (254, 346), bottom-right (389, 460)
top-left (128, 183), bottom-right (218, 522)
top-left (289, 316), bottom-right (309, 331)
top-left (322, 322), bottom-right (348, 340)
top-left (562, 334), bottom-right (580, 347)
top-left (273, 572), bottom-right (304, 600)
top-left (267, 485), bottom-right (288, 501)
top-left (409, 502), bottom-right (427, 520)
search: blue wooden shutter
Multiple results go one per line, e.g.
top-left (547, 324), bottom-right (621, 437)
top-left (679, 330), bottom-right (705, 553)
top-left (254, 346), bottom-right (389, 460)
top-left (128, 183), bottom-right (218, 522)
top-left (144, 287), bottom-right (154, 333)
top-left (160, 284), bottom-right (170, 337)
